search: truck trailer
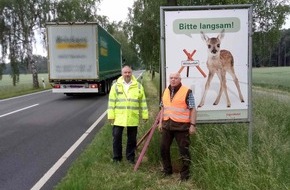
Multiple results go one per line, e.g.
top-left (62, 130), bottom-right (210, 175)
top-left (46, 22), bottom-right (122, 95)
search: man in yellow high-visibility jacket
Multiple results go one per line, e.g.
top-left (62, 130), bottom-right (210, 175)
top-left (158, 72), bottom-right (197, 181)
top-left (108, 65), bottom-right (148, 164)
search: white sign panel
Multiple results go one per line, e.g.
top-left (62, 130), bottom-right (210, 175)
top-left (161, 6), bottom-right (252, 123)
top-left (48, 25), bottom-right (98, 79)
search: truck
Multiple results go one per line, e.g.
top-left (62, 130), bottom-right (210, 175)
top-left (46, 22), bottom-right (122, 95)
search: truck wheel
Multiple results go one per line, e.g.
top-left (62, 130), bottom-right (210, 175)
top-left (107, 80), bottom-right (112, 93)
top-left (65, 93), bottom-right (73, 96)
top-left (101, 81), bottom-right (108, 95)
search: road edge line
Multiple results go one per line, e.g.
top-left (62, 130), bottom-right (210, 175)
top-left (31, 111), bottom-right (107, 190)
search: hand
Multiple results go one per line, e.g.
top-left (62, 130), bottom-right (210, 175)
top-left (158, 124), bottom-right (162, 133)
top-left (143, 119), bottom-right (148, 123)
top-left (109, 119), bottom-right (114, 125)
top-left (189, 125), bottom-right (196, 135)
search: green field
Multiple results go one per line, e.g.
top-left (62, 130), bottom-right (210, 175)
top-left (252, 67), bottom-right (290, 91)
top-left (0, 73), bottom-right (50, 99)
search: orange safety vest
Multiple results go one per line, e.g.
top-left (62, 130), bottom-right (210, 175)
top-left (162, 86), bottom-right (190, 123)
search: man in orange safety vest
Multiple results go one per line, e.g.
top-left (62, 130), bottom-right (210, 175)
top-left (158, 72), bottom-right (197, 181)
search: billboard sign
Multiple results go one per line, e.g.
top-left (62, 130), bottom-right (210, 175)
top-left (160, 5), bottom-right (252, 123)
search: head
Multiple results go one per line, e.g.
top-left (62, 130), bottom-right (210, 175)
top-left (122, 65), bottom-right (132, 83)
top-left (169, 72), bottom-right (181, 87)
top-left (201, 29), bottom-right (225, 57)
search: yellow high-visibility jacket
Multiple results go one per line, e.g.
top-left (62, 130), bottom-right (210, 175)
top-left (107, 75), bottom-right (148, 127)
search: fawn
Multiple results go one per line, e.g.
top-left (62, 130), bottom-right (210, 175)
top-left (198, 29), bottom-right (244, 108)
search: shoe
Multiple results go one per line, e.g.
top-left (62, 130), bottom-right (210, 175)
top-left (161, 170), bottom-right (172, 177)
top-left (112, 159), bottom-right (121, 163)
top-left (179, 176), bottom-right (189, 181)
top-left (128, 159), bottom-right (135, 164)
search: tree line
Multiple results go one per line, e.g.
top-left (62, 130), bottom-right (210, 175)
top-left (129, 0), bottom-right (290, 72)
top-left (0, 0), bottom-right (290, 87)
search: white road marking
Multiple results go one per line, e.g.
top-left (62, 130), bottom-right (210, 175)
top-left (0, 90), bottom-right (51, 102)
top-left (0, 104), bottom-right (39, 118)
top-left (31, 111), bottom-right (107, 190)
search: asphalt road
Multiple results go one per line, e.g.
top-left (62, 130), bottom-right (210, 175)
top-left (0, 91), bottom-right (108, 190)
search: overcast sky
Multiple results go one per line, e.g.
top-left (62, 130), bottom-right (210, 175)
top-left (98, 0), bottom-right (134, 23)
top-left (98, 1), bottom-right (290, 29)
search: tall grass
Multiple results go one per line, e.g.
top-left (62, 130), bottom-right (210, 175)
top-left (54, 69), bottom-right (290, 190)
top-left (191, 93), bottom-right (290, 190)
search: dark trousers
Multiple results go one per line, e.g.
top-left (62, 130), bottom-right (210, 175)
top-left (160, 128), bottom-right (191, 179)
top-left (112, 125), bottom-right (137, 162)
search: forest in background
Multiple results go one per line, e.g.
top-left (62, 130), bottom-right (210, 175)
top-left (1, 0), bottom-right (290, 86)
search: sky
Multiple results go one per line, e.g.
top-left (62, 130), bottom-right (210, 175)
top-left (33, 0), bottom-right (135, 56)
top-left (98, 0), bottom-right (290, 28)
top-left (284, 16), bottom-right (290, 29)
top-left (98, 0), bottom-right (135, 22)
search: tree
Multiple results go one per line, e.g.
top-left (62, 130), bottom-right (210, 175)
top-left (54, 0), bottom-right (99, 22)
top-left (0, 63), bottom-right (5, 80)
top-left (252, 0), bottom-right (290, 67)
top-left (129, 0), bottom-right (167, 76)
top-left (104, 21), bottom-right (140, 69)
top-left (167, 0), bottom-right (177, 6)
